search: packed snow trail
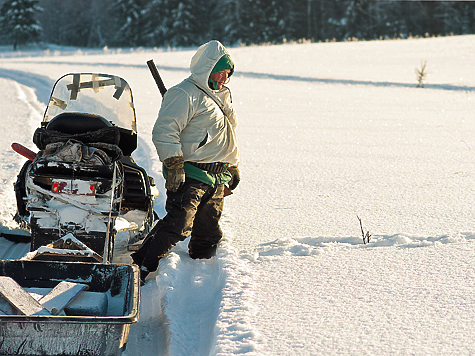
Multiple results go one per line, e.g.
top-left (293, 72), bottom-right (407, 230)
top-left (0, 77), bottom-right (43, 234)
top-left (157, 240), bottom-right (223, 355)
top-left (119, 235), bottom-right (262, 356)
top-left (0, 68), bottom-right (54, 105)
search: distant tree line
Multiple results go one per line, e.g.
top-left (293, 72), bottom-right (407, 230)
top-left (1, 0), bottom-right (474, 49)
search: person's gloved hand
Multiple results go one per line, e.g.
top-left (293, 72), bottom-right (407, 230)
top-left (164, 156), bottom-right (185, 192)
top-left (227, 165), bottom-right (240, 190)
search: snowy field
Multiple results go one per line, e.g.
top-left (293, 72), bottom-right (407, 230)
top-left (0, 35), bottom-right (474, 355)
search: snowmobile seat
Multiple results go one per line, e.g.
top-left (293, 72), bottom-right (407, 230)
top-left (46, 112), bottom-right (112, 135)
top-left (33, 112), bottom-right (121, 150)
top-left (45, 112), bottom-right (137, 156)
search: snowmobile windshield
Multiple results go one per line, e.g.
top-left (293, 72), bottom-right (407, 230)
top-left (43, 73), bottom-right (137, 132)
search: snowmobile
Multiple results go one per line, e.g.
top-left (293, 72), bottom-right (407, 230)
top-left (11, 73), bottom-right (158, 262)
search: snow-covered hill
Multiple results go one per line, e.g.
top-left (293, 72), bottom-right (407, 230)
top-left (0, 35), bottom-right (474, 355)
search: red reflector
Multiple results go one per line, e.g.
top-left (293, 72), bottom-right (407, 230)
top-left (52, 182), bottom-right (60, 193)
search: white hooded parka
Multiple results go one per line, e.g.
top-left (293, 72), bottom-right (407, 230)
top-left (151, 41), bottom-right (239, 166)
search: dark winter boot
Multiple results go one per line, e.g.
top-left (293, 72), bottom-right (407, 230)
top-left (189, 243), bottom-right (218, 260)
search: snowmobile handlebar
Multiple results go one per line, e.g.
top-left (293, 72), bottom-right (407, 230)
top-left (147, 60), bottom-right (167, 97)
top-left (12, 143), bottom-right (37, 161)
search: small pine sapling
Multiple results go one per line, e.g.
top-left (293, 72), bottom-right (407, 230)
top-left (415, 60), bottom-right (428, 88)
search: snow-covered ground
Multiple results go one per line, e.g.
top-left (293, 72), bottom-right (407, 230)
top-left (0, 35), bottom-right (474, 355)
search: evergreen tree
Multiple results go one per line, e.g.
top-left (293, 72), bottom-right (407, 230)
top-left (216, 0), bottom-right (249, 44)
top-left (208, 0), bottom-right (236, 44)
top-left (0, 0), bottom-right (42, 49)
top-left (432, 2), bottom-right (459, 35)
top-left (150, 0), bottom-right (180, 46)
top-left (395, 1), bottom-right (426, 38)
top-left (231, 0), bottom-right (266, 44)
top-left (284, 0), bottom-right (307, 41)
top-left (325, 0), bottom-right (357, 41)
top-left (343, 0), bottom-right (374, 39)
top-left (170, 0), bottom-right (208, 47)
top-left (141, 0), bottom-right (167, 46)
top-left (88, 0), bottom-right (117, 47)
top-left (37, 0), bottom-right (105, 47)
top-left (259, 0), bottom-right (288, 42)
top-left (112, 0), bottom-right (150, 47)
top-left (455, 1), bottom-right (475, 35)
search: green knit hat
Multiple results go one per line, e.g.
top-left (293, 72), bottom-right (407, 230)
top-left (208, 54), bottom-right (234, 90)
top-left (211, 54), bottom-right (234, 77)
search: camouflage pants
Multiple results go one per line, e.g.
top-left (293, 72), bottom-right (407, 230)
top-left (131, 178), bottom-right (224, 272)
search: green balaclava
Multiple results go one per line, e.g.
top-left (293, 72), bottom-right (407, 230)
top-left (208, 54), bottom-right (234, 90)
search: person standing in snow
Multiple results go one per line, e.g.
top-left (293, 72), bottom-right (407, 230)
top-left (131, 40), bottom-right (240, 283)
